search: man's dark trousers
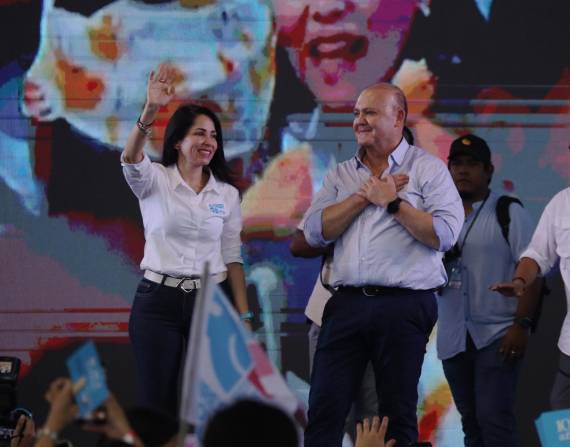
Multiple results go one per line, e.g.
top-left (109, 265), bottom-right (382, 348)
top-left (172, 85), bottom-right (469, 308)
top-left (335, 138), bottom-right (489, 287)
top-left (304, 286), bottom-right (438, 447)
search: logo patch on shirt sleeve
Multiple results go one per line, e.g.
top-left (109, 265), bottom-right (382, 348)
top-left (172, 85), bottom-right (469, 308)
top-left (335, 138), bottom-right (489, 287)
top-left (208, 203), bottom-right (225, 215)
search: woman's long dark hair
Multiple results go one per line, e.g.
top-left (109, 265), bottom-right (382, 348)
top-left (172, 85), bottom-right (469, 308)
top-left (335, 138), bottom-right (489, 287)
top-left (162, 104), bottom-right (237, 188)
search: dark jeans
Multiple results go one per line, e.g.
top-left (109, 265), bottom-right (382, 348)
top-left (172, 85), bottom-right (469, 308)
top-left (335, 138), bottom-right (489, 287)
top-left (129, 278), bottom-right (197, 416)
top-left (442, 334), bottom-right (520, 447)
top-left (304, 287), bottom-right (437, 447)
top-left (551, 350), bottom-right (570, 409)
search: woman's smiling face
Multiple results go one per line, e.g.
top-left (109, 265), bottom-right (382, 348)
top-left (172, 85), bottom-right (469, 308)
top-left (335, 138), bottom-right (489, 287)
top-left (177, 114), bottom-right (218, 168)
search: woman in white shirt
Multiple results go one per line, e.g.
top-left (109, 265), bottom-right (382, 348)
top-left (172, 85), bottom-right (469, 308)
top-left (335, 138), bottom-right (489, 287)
top-left (121, 64), bottom-right (252, 415)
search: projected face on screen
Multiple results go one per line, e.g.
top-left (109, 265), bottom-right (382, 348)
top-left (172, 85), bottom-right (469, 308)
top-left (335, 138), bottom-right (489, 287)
top-left (274, 0), bottom-right (417, 105)
top-left (22, 0), bottom-right (275, 158)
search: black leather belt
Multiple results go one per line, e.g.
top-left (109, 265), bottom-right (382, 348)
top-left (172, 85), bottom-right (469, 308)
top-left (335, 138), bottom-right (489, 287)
top-left (338, 285), bottom-right (435, 297)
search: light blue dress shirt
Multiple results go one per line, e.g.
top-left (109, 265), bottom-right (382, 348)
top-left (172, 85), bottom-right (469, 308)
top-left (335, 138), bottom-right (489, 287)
top-left (303, 138), bottom-right (464, 289)
top-left (437, 191), bottom-right (535, 360)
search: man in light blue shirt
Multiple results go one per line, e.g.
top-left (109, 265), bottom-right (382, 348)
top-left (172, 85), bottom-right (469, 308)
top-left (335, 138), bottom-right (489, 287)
top-left (438, 134), bottom-right (539, 446)
top-left (302, 83), bottom-right (463, 447)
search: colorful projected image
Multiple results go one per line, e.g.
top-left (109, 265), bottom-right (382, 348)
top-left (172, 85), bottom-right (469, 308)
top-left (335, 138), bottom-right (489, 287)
top-left (0, 0), bottom-right (568, 445)
top-left (22, 0), bottom-right (275, 158)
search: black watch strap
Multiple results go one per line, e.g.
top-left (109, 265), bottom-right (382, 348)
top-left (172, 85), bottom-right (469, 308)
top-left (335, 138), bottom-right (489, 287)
top-left (514, 316), bottom-right (533, 329)
top-left (387, 197), bottom-right (402, 214)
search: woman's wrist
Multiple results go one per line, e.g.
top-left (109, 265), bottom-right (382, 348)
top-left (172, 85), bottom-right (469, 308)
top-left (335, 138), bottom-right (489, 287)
top-left (140, 104), bottom-right (159, 123)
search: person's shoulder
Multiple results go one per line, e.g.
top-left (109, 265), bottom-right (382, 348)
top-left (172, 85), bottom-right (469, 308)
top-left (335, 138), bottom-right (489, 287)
top-left (153, 160), bottom-right (168, 172)
top-left (491, 192), bottom-right (531, 221)
top-left (411, 145), bottom-right (446, 167)
top-left (324, 157), bottom-right (357, 179)
top-left (336, 157), bottom-right (357, 170)
top-left (490, 191), bottom-right (522, 206)
top-left (541, 187), bottom-right (570, 217)
top-left (551, 187), bottom-right (570, 204)
top-left (407, 145), bottom-right (448, 178)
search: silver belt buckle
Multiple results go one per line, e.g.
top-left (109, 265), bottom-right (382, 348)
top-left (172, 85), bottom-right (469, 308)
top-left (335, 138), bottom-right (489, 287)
top-left (177, 277), bottom-right (199, 293)
top-left (362, 286), bottom-right (382, 297)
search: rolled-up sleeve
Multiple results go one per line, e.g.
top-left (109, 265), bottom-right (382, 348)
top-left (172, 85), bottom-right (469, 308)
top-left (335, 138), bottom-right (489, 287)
top-left (221, 187), bottom-right (243, 264)
top-left (433, 216), bottom-right (456, 252)
top-left (121, 152), bottom-right (155, 199)
top-left (520, 199), bottom-right (558, 275)
top-left (418, 158), bottom-right (464, 252)
top-left (303, 169), bottom-right (339, 247)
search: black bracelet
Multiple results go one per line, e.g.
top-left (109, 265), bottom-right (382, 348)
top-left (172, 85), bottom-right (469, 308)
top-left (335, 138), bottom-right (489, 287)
top-left (515, 316), bottom-right (534, 329)
top-left (136, 116), bottom-right (154, 136)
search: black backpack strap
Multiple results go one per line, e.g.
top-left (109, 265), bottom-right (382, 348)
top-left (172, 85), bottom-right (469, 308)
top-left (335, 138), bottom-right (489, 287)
top-left (495, 195), bottom-right (523, 245)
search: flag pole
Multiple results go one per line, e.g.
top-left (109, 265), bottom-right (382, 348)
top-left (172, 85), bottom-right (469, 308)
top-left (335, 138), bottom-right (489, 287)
top-left (176, 262), bottom-right (210, 447)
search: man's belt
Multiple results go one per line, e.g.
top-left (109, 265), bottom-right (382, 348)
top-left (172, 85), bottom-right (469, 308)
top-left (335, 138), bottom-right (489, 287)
top-left (338, 285), bottom-right (435, 297)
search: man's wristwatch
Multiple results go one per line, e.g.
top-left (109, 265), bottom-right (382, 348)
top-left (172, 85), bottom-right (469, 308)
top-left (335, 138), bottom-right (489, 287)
top-left (514, 316), bottom-right (533, 330)
top-left (386, 197), bottom-right (402, 214)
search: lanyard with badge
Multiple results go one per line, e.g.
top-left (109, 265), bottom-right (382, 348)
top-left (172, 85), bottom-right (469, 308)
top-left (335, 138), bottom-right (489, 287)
top-left (445, 192), bottom-right (490, 289)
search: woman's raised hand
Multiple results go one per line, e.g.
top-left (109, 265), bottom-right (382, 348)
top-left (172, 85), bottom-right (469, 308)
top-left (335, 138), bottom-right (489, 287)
top-left (146, 63), bottom-right (176, 110)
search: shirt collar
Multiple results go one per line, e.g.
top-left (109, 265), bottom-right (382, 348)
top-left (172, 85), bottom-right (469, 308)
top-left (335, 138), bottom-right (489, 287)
top-left (166, 163), bottom-right (185, 190)
top-left (167, 164), bottom-right (221, 194)
top-left (202, 170), bottom-right (222, 193)
top-left (354, 137), bottom-right (410, 170)
top-left (390, 137), bottom-right (410, 167)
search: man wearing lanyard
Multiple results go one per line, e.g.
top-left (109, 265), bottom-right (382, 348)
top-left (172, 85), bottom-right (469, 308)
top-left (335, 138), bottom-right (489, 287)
top-left (302, 83), bottom-right (464, 447)
top-left (438, 134), bottom-right (539, 446)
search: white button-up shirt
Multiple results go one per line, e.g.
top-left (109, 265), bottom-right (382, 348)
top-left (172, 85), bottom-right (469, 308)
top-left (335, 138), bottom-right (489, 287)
top-left (521, 188), bottom-right (570, 355)
top-left (121, 154), bottom-right (243, 277)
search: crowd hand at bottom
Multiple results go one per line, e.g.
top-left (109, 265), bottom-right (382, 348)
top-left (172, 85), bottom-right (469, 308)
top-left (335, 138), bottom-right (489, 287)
top-left (44, 377), bottom-right (85, 433)
top-left (10, 414), bottom-right (35, 447)
top-left (355, 416), bottom-right (396, 447)
top-left (34, 377), bottom-right (85, 447)
top-left (82, 394), bottom-right (144, 447)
